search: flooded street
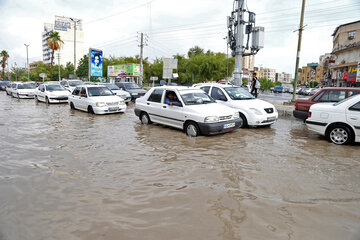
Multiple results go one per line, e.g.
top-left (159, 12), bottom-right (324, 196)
top-left (0, 93), bottom-right (359, 240)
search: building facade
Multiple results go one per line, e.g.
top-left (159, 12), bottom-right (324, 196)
top-left (29, 61), bottom-right (43, 71)
top-left (42, 16), bottom-right (85, 67)
top-left (299, 63), bottom-right (318, 85)
top-left (276, 72), bottom-right (292, 83)
top-left (330, 20), bottom-right (360, 87)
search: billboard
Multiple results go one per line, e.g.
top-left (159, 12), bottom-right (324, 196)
top-left (107, 64), bottom-right (140, 77)
top-left (89, 48), bottom-right (103, 77)
top-left (54, 17), bottom-right (71, 31)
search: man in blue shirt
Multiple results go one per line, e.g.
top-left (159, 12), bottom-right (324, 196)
top-left (165, 92), bottom-right (180, 106)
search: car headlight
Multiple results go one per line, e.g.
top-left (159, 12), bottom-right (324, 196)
top-left (250, 108), bottom-right (263, 115)
top-left (274, 107), bottom-right (278, 113)
top-left (204, 116), bottom-right (219, 123)
top-left (96, 102), bottom-right (106, 107)
top-left (233, 112), bottom-right (240, 119)
top-left (119, 100), bottom-right (125, 105)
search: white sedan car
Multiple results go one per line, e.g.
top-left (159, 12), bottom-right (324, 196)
top-left (195, 83), bottom-right (278, 127)
top-left (306, 94), bottom-right (360, 145)
top-left (99, 83), bottom-right (131, 103)
top-left (68, 85), bottom-right (126, 114)
top-left (12, 82), bottom-right (36, 99)
top-left (134, 86), bottom-right (242, 136)
top-left (35, 83), bottom-right (70, 104)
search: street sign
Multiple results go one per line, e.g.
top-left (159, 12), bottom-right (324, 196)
top-left (163, 68), bottom-right (173, 79)
top-left (150, 76), bottom-right (158, 81)
top-left (357, 62), bottom-right (360, 82)
top-left (39, 73), bottom-right (47, 78)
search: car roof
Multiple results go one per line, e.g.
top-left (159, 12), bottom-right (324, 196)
top-left (193, 83), bottom-right (240, 88)
top-left (321, 87), bottom-right (360, 90)
top-left (151, 86), bottom-right (196, 91)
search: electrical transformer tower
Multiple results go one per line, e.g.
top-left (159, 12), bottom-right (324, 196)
top-left (228, 0), bottom-right (264, 86)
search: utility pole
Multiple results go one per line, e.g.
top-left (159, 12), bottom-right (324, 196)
top-left (24, 44), bottom-right (30, 81)
top-left (57, 53), bottom-right (61, 81)
top-left (70, 18), bottom-right (80, 78)
top-left (224, 36), bottom-right (229, 80)
top-left (234, 0), bottom-right (245, 86)
top-left (139, 32), bottom-right (144, 87)
top-left (292, 0), bottom-right (306, 102)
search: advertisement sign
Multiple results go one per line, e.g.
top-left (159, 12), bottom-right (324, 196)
top-left (357, 62), bottom-right (360, 82)
top-left (347, 65), bottom-right (357, 82)
top-left (107, 64), bottom-right (140, 77)
top-left (54, 17), bottom-right (71, 31)
top-left (89, 48), bottom-right (103, 77)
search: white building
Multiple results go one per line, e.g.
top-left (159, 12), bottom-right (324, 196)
top-left (277, 72), bottom-right (292, 83)
top-left (42, 16), bottom-right (85, 67)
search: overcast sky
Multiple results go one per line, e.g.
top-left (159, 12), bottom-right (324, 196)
top-left (1, 0), bottom-right (359, 75)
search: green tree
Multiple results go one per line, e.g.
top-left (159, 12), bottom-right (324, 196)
top-left (46, 31), bottom-right (63, 81)
top-left (76, 54), bottom-right (89, 79)
top-left (10, 66), bottom-right (26, 81)
top-left (0, 50), bottom-right (9, 80)
top-left (187, 46), bottom-right (204, 58)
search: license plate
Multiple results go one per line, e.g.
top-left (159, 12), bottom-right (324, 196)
top-left (223, 122), bottom-right (235, 129)
top-left (108, 107), bottom-right (119, 111)
top-left (132, 93), bottom-right (138, 96)
top-left (267, 116), bottom-right (277, 121)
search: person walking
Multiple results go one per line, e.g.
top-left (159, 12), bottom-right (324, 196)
top-left (251, 73), bottom-right (260, 98)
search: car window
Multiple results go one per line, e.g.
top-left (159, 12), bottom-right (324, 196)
top-left (180, 91), bottom-right (215, 105)
top-left (80, 87), bottom-right (87, 96)
top-left (211, 87), bottom-right (227, 101)
top-left (147, 89), bottom-right (164, 103)
top-left (312, 90), bottom-right (326, 102)
top-left (349, 102), bottom-right (360, 111)
top-left (348, 91), bottom-right (360, 97)
top-left (200, 86), bottom-right (210, 94)
top-left (319, 90), bottom-right (345, 102)
top-left (224, 87), bottom-right (254, 100)
top-left (87, 87), bottom-right (113, 97)
top-left (72, 87), bottom-right (81, 96)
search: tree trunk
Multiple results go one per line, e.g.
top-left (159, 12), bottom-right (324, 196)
top-left (50, 50), bottom-right (54, 81)
top-left (1, 66), bottom-right (4, 80)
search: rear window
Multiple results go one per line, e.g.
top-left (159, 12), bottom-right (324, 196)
top-left (312, 90), bottom-right (326, 102)
top-left (348, 91), bottom-right (360, 97)
top-left (147, 89), bottom-right (164, 103)
top-left (319, 90), bottom-right (345, 102)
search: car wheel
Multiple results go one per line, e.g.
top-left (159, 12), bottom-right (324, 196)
top-left (327, 125), bottom-right (353, 145)
top-left (35, 95), bottom-right (39, 102)
top-left (45, 97), bottom-right (50, 104)
top-left (140, 112), bottom-right (151, 125)
top-left (88, 106), bottom-right (95, 114)
top-left (185, 121), bottom-right (200, 137)
top-left (239, 113), bottom-right (248, 128)
top-left (70, 102), bottom-right (75, 110)
top-left (16, 93), bottom-right (20, 99)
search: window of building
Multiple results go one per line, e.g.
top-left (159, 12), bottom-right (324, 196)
top-left (348, 31), bottom-right (356, 40)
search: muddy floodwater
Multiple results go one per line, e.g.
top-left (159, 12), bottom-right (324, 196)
top-left (0, 93), bottom-right (359, 240)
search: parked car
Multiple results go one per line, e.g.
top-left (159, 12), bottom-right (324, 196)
top-left (68, 85), bottom-right (126, 114)
top-left (35, 82), bottom-right (70, 104)
top-left (297, 87), bottom-right (308, 95)
top-left (135, 86), bottom-right (242, 136)
top-left (60, 79), bottom-right (83, 92)
top-left (273, 86), bottom-right (283, 93)
top-left (306, 94), bottom-right (360, 145)
top-left (293, 87), bottom-right (360, 120)
top-left (5, 82), bottom-right (18, 96)
top-left (196, 83), bottom-right (278, 127)
top-left (99, 83), bottom-right (131, 103)
top-left (115, 82), bottom-right (147, 101)
top-left (0, 81), bottom-right (8, 90)
top-left (11, 82), bottom-right (36, 99)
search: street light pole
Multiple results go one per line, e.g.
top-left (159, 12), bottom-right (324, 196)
top-left (70, 18), bottom-right (79, 78)
top-left (24, 44), bottom-right (30, 81)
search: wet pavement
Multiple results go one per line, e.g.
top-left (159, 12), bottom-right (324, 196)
top-left (258, 91), bottom-right (308, 103)
top-left (0, 92), bottom-right (359, 240)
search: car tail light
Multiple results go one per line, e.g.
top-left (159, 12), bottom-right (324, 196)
top-left (295, 102), bottom-right (298, 110)
top-left (308, 111), bottom-right (311, 118)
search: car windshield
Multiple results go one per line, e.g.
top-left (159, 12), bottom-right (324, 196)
top-left (104, 84), bottom-right (120, 90)
top-left (18, 83), bottom-right (36, 89)
top-left (88, 87), bottom-right (114, 97)
top-left (46, 85), bottom-right (66, 91)
top-left (125, 83), bottom-right (140, 89)
top-left (224, 87), bottom-right (254, 100)
top-left (180, 91), bottom-right (215, 105)
top-left (333, 94), bottom-right (359, 106)
top-left (69, 81), bottom-right (83, 87)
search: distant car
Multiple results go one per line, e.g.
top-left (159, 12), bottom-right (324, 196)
top-left (83, 82), bottom-right (97, 85)
top-left (0, 81), bottom-right (8, 90)
top-left (115, 82), bottom-right (147, 101)
top-left (196, 83), bottom-right (278, 127)
top-left (5, 82), bottom-right (18, 96)
top-left (273, 86), bottom-right (283, 93)
top-left (35, 82), bottom-right (70, 104)
top-left (303, 88), bottom-right (313, 95)
top-left (134, 86), bottom-right (242, 136)
top-left (293, 87), bottom-right (360, 120)
top-left (68, 85), bottom-right (126, 114)
top-left (11, 82), bottom-right (36, 99)
top-left (60, 79), bottom-right (83, 92)
top-left (306, 94), bottom-right (360, 145)
top-left (99, 83), bottom-right (131, 103)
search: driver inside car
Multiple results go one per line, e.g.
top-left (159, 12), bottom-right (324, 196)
top-left (165, 92), bottom-right (180, 106)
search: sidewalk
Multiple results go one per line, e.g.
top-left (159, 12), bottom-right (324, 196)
top-left (271, 102), bottom-right (295, 118)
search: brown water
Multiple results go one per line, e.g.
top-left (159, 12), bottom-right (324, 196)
top-left (0, 93), bottom-right (359, 240)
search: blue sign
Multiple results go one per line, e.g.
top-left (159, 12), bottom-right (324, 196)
top-left (89, 49), bottom-right (103, 77)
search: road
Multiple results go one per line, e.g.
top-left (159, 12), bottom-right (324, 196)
top-left (0, 92), bottom-right (359, 240)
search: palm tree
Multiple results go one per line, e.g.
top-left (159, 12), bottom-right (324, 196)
top-left (46, 31), bottom-right (63, 81)
top-left (0, 50), bottom-right (9, 80)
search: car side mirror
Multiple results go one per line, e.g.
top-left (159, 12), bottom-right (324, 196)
top-left (218, 96), bottom-right (227, 101)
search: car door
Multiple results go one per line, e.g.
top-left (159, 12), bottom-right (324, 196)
top-left (346, 101), bottom-right (360, 137)
top-left (38, 85), bottom-right (46, 101)
top-left (69, 87), bottom-right (81, 108)
top-left (145, 88), bottom-right (165, 124)
top-left (78, 87), bottom-right (88, 111)
top-left (160, 90), bottom-right (184, 129)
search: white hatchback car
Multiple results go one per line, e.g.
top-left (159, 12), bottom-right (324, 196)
top-left (35, 83), bottom-right (70, 104)
top-left (60, 79), bottom-right (84, 92)
top-left (68, 85), bottom-right (126, 114)
top-left (12, 82), bottom-right (36, 99)
top-left (134, 86), bottom-right (242, 136)
top-left (306, 94), bottom-right (360, 145)
top-left (195, 83), bottom-right (278, 127)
